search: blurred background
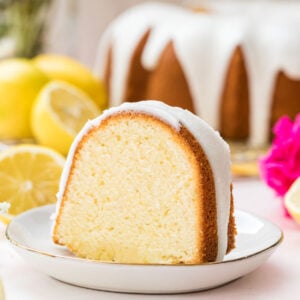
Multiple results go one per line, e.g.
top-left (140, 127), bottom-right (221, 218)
top-left (0, 0), bottom-right (296, 67)
top-left (0, 0), bottom-right (185, 67)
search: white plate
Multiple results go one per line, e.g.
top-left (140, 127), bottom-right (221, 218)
top-left (6, 205), bottom-right (283, 294)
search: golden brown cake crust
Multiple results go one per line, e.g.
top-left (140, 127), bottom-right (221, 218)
top-left (146, 42), bottom-right (195, 113)
top-left (220, 46), bottom-right (249, 140)
top-left (104, 47), bottom-right (112, 100)
top-left (124, 30), bottom-right (152, 101)
top-left (178, 126), bottom-right (218, 262)
top-left (271, 71), bottom-right (300, 137)
top-left (227, 184), bottom-right (236, 253)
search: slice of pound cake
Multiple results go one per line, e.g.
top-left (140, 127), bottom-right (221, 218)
top-left (52, 100), bottom-right (236, 264)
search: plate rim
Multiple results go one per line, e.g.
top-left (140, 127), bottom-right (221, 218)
top-left (5, 205), bottom-right (284, 267)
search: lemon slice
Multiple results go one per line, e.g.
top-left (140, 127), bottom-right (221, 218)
top-left (0, 144), bottom-right (65, 215)
top-left (284, 178), bottom-right (300, 224)
top-left (31, 80), bottom-right (101, 155)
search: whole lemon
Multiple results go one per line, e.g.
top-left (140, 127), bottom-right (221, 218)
top-left (0, 58), bottom-right (49, 139)
top-left (32, 54), bottom-right (107, 110)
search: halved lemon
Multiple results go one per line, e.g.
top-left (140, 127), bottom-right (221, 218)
top-left (31, 80), bottom-right (101, 155)
top-left (32, 54), bottom-right (107, 110)
top-left (284, 177), bottom-right (300, 224)
top-left (0, 144), bottom-right (65, 215)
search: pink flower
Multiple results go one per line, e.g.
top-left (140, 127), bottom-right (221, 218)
top-left (260, 115), bottom-right (300, 199)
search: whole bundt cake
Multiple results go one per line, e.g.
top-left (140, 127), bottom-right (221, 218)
top-left (96, 1), bottom-right (300, 146)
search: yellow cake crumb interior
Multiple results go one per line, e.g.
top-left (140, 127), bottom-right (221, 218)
top-left (55, 114), bottom-right (203, 264)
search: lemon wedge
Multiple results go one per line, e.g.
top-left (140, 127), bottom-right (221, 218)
top-left (31, 80), bottom-right (101, 155)
top-left (284, 178), bottom-right (300, 224)
top-left (0, 144), bottom-right (65, 215)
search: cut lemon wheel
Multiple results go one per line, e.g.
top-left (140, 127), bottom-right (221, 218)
top-left (0, 144), bottom-right (65, 215)
top-left (284, 177), bottom-right (300, 224)
top-left (31, 80), bottom-right (101, 155)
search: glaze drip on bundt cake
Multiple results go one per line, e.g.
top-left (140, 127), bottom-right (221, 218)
top-left (53, 101), bottom-right (235, 264)
top-left (96, 2), bottom-right (300, 146)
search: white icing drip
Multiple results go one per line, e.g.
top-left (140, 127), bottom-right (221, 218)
top-left (174, 15), bottom-right (246, 128)
top-left (54, 100), bottom-right (231, 261)
top-left (141, 26), bottom-right (174, 71)
top-left (94, 26), bottom-right (113, 78)
top-left (141, 10), bottom-right (191, 70)
top-left (96, 2), bottom-right (300, 146)
top-left (109, 22), bottom-right (149, 107)
top-left (142, 14), bottom-right (246, 129)
top-left (96, 3), bottom-right (187, 107)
